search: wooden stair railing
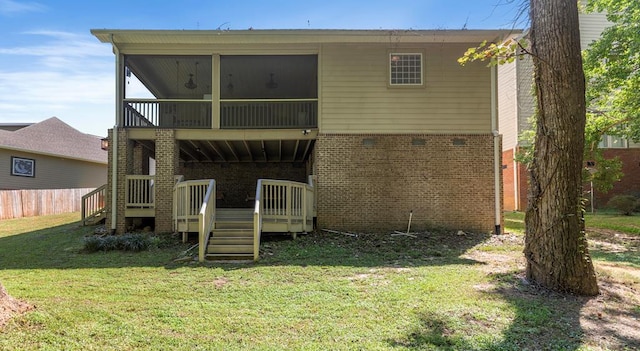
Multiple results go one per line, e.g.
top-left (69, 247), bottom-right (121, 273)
top-left (81, 184), bottom-right (107, 226)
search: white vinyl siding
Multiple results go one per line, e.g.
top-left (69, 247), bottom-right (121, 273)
top-left (498, 60), bottom-right (518, 150)
top-left (516, 55), bottom-right (535, 145)
top-left (0, 149), bottom-right (107, 190)
top-left (320, 43), bottom-right (491, 133)
top-left (579, 6), bottom-right (611, 50)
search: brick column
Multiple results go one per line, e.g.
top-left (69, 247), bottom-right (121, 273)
top-left (154, 130), bottom-right (179, 233)
top-left (132, 143), bottom-right (144, 175)
top-left (105, 129), bottom-right (113, 231)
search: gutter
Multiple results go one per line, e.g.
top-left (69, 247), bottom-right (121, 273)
top-left (491, 65), bottom-right (502, 235)
top-left (110, 33), bottom-right (121, 233)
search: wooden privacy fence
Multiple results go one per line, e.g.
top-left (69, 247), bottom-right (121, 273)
top-left (0, 188), bottom-right (95, 220)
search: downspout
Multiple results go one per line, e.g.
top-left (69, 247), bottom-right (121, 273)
top-left (491, 64), bottom-right (502, 235)
top-left (513, 58), bottom-right (520, 211)
top-left (110, 33), bottom-right (121, 233)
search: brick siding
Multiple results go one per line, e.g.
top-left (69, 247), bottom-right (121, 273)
top-left (314, 134), bottom-right (501, 233)
top-left (179, 162), bottom-right (308, 208)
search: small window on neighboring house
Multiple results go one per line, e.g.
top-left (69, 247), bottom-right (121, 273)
top-left (598, 135), bottom-right (628, 148)
top-left (389, 53), bottom-right (423, 86)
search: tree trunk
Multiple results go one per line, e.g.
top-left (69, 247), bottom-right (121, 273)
top-left (524, 0), bottom-right (599, 295)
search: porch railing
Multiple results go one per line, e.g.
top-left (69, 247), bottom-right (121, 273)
top-left (198, 180), bottom-right (217, 262)
top-left (81, 184), bottom-right (107, 226)
top-left (122, 98), bottom-right (317, 129)
top-left (174, 179), bottom-right (213, 232)
top-left (253, 180), bottom-right (264, 261)
top-left (221, 99), bottom-right (317, 129)
top-left (125, 175), bottom-right (155, 208)
top-left (123, 99), bottom-right (212, 128)
top-left (256, 179), bottom-right (315, 235)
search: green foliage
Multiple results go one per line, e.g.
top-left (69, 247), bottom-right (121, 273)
top-left (606, 195), bottom-right (638, 215)
top-left (584, 0), bottom-right (640, 142)
top-left (458, 38), bottom-right (528, 66)
top-left (83, 233), bottom-right (159, 252)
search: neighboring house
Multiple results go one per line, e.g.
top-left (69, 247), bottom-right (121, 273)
top-left (0, 117), bottom-right (108, 190)
top-left (498, 8), bottom-right (640, 211)
top-left (92, 28), bottom-right (515, 248)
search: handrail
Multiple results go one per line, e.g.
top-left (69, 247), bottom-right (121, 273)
top-left (81, 184), bottom-right (107, 225)
top-left (122, 99), bottom-right (212, 128)
top-left (125, 175), bottom-right (155, 208)
top-left (252, 178), bottom-right (315, 260)
top-left (253, 179), bottom-right (264, 261)
top-left (198, 179), bottom-right (216, 262)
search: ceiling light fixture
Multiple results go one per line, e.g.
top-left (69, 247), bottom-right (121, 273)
top-left (185, 61), bottom-right (198, 90)
top-left (266, 73), bottom-right (278, 89)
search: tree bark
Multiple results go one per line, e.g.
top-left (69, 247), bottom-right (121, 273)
top-left (524, 0), bottom-right (599, 295)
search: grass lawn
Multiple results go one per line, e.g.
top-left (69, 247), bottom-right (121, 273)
top-left (0, 212), bottom-right (638, 350)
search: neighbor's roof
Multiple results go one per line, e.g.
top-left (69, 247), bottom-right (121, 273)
top-left (0, 117), bottom-right (107, 164)
top-left (91, 29), bottom-right (522, 46)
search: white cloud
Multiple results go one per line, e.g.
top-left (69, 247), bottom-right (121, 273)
top-left (0, 0), bottom-right (45, 15)
top-left (0, 30), bottom-right (116, 136)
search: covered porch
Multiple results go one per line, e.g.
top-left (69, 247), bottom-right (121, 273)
top-left (95, 127), bottom-right (317, 261)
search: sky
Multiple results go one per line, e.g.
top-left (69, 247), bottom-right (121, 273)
top-left (0, 0), bottom-right (526, 137)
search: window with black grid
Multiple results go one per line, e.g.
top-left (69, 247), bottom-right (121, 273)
top-left (389, 53), bottom-right (422, 85)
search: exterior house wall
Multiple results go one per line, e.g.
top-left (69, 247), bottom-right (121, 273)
top-left (0, 149), bottom-right (107, 190)
top-left (97, 30), bottom-right (508, 235)
top-left (500, 8), bottom-right (611, 211)
top-left (516, 56), bottom-right (535, 134)
top-left (579, 5), bottom-right (610, 49)
top-left (178, 162), bottom-right (307, 208)
top-left (498, 61), bottom-right (518, 150)
top-left (319, 43), bottom-right (492, 133)
top-left (593, 149), bottom-right (640, 206)
top-left (315, 134), bottom-right (499, 233)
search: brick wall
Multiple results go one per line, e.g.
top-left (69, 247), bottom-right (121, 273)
top-left (154, 129), bottom-right (179, 233)
top-left (502, 147), bottom-right (529, 211)
top-left (179, 162), bottom-right (307, 208)
top-left (314, 134), bottom-right (501, 233)
top-left (104, 128), bottom-right (130, 234)
top-left (594, 148), bottom-right (640, 206)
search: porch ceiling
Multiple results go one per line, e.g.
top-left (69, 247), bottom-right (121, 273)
top-left (134, 138), bottom-right (314, 163)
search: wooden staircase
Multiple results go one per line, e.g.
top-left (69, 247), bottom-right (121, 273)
top-left (206, 208), bottom-right (255, 260)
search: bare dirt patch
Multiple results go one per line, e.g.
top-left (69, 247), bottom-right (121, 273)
top-left (0, 283), bottom-right (34, 329)
top-left (465, 229), bottom-right (640, 350)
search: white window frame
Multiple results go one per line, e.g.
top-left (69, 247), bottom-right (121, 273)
top-left (598, 134), bottom-right (628, 149)
top-left (389, 52), bottom-right (424, 87)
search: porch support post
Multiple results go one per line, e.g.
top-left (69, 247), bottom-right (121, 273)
top-left (212, 54), bottom-right (221, 129)
top-left (132, 143), bottom-right (144, 175)
top-left (115, 128), bottom-right (129, 234)
top-left (155, 129), bottom-right (179, 233)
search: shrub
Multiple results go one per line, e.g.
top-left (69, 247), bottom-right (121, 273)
top-left (83, 233), bottom-right (160, 253)
top-left (606, 195), bottom-right (638, 215)
top-left (83, 236), bottom-right (104, 253)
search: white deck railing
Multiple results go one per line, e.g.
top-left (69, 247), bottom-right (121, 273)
top-left (123, 99), bottom-right (212, 128)
top-left (173, 179), bottom-right (216, 262)
top-left (221, 99), bottom-right (318, 129)
top-left (198, 180), bottom-right (217, 262)
top-left (253, 180), bottom-right (264, 261)
top-left (125, 175), bottom-right (155, 208)
top-left (255, 179), bottom-right (315, 235)
top-left (81, 184), bottom-right (107, 225)
top-left (174, 179), bottom-right (212, 230)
